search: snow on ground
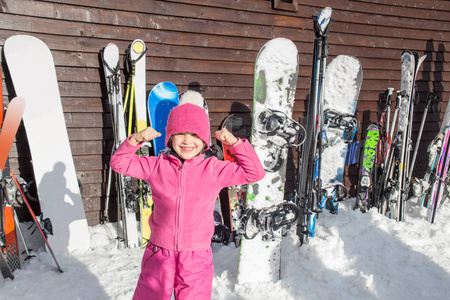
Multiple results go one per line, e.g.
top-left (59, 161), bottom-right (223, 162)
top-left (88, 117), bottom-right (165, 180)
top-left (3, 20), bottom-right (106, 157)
top-left (2, 199), bottom-right (449, 300)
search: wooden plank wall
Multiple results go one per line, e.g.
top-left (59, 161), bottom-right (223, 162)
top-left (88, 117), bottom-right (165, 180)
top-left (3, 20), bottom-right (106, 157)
top-left (1, 0), bottom-right (449, 225)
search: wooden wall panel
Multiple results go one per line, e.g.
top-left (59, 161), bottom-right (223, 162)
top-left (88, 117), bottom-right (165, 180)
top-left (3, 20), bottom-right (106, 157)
top-left (0, 0), bottom-right (449, 225)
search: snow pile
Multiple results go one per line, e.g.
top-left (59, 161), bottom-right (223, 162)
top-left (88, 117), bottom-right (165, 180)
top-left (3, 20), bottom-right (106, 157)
top-left (1, 199), bottom-right (449, 299)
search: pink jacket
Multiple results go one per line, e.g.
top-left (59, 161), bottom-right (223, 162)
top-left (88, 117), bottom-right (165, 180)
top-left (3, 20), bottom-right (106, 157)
top-left (110, 138), bottom-right (265, 251)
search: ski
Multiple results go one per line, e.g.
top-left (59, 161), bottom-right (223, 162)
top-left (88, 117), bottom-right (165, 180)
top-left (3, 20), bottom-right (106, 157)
top-left (0, 97), bottom-right (26, 279)
top-left (427, 125), bottom-right (450, 223)
top-left (237, 37), bottom-right (299, 284)
top-left (372, 88), bottom-right (394, 211)
top-left (218, 114), bottom-right (247, 246)
top-left (379, 50), bottom-right (426, 220)
top-left (101, 43), bottom-right (139, 248)
top-left (354, 123), bottom-right (379, 212)
top-left (378, 92), bottom-right (402, 215)
top-left (410, 91), bottom-right (444, 205)
top-left (393, 51), bottom-right (426, 221)
top-left (296, 7), bottom-right (332, 245)
top-left (126, 39), bottom-right (152, 248)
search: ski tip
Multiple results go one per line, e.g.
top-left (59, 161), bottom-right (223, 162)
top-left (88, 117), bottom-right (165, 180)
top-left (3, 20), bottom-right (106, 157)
top-left (102, 43), bottom-right (120, 63)
top-left (317, 7), bottom-right (332, 29)
top-left (131, 39), bottom-right (146, 54)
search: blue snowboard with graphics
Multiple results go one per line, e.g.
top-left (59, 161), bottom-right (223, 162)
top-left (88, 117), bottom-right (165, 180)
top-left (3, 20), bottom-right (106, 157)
top-left (147, 82), bottom-right (179, 155)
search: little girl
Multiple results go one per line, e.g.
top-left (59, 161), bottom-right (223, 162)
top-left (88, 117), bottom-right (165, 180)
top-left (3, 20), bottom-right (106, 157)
top-left (110, 103), bottom-right (265, 299)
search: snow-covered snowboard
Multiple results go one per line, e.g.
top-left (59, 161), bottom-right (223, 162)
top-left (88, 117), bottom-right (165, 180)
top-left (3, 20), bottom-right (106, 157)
top-left (4, 35), bottom-right (90, 253)
top-left (237, 37), bottom-right (299, 284)
top-left (320, 55), bottom-right (362, 212)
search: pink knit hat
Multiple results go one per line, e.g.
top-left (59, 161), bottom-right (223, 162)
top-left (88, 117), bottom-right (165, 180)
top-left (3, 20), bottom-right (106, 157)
top-left (165, 103), bottom-right (210, 150)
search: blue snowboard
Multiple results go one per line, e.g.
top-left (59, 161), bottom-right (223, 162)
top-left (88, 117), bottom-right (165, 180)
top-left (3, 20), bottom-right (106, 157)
top-left (147, 82), bottom-right (179, 155)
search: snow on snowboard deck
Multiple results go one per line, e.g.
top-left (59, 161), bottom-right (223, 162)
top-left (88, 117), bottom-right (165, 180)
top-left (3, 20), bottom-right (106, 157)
top-left (237, 38), bottom-right (298, 284)
top-left (321, 55), bottom-right (362, 188)
top-left (4, 35), bottom-right (90, 253)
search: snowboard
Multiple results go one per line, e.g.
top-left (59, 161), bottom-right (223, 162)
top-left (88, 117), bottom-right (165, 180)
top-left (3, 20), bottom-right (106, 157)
top-left (218, 114), bottom-right (247, 245)
top-left (320, 55), bottom-right (362, 212)
top-left (148, 82), bottom-right (179, 155)
top-left (0, 96), bottom-right (26, 279)
top-left (102, 42), bottom-right (140, 248)
top-left (237, 37), bottom-right (298, 284)
top-left (4, 35), bottom-right (90, 253)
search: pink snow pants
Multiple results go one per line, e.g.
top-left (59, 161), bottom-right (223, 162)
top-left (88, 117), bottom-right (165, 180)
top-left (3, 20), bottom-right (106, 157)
top-left (132, 242), bottom-right (214, 300)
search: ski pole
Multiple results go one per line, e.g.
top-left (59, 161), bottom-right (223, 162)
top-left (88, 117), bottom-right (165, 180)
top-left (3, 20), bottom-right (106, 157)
top-left (409, 91), bottom-right (433, 179)
top-left (384, 88), bottom-right (394, 157)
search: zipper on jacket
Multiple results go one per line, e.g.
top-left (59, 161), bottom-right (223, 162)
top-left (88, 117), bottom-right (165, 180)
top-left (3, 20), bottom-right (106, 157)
top-left (175, 161), bottom-right (184, 251)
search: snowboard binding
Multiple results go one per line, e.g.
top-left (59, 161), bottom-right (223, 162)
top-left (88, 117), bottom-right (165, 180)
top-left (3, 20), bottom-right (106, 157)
top-left (211, 223), bottom-right (231, 245)
top-left (320, 183), bottom-right (348, 214)
top-left (256, 109), bottom-right (306, 147)
top-left (324, 109), bottom-right (360, 142)
top-left (240, 201), bottom-right (300, 241)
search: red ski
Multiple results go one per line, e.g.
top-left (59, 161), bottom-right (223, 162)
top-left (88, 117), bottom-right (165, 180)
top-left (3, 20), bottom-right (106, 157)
top-left (1, 96), bottom-right (26, 279)
top-left (218, 114), bottom-right (247, 245)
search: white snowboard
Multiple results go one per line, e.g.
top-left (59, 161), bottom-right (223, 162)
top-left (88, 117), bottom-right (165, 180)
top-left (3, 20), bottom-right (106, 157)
top-left (321, 55), bottom-right (362, 186)
top-left (237, 38), bottom-right (299, 284)
top-left (4, 35), bottom-right (90, 253)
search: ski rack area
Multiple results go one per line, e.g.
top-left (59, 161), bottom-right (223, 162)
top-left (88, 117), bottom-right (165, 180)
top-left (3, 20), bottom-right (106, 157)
top-left (1, 5), bottom-right (449, 285)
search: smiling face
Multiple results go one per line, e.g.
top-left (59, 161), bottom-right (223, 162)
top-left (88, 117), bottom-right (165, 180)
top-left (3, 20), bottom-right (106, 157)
top-left (170, 132), bottom-right (206, 160)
